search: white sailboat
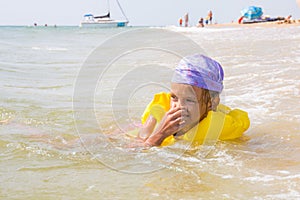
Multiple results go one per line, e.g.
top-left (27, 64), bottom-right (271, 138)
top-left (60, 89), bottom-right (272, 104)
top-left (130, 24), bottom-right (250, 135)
top-left (80, 0), bottom-right (129, 28)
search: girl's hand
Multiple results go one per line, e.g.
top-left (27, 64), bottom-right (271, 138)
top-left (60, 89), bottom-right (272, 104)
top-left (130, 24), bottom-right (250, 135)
top-left (144, 104), bottom-right (185, 146)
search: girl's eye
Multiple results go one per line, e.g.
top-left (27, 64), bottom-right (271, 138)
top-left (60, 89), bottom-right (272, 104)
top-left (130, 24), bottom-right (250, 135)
top-left (171, 95), bottom-right (178, 101)
top-left (186, 99), bottom-right (196, 104)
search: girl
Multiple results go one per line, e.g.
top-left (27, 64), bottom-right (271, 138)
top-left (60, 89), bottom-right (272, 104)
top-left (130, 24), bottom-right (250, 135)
top-left (138, 54), bottom-right (250, 146)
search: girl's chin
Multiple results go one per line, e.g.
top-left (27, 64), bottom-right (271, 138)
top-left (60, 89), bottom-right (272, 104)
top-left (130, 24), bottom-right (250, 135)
top-left (177, 121), bottom-right (198, 136)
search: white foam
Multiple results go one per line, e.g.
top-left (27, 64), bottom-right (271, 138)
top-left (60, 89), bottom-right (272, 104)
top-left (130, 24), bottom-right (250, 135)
top-left (265, 189), bottom-right (300, 199)
top-left (31, 46), bottom-right (41, 50)
top-left (164, 25), bottom-right (241, 34)
top-left (244, 173), bottom-right (300, 182)
top-left (31, 46), bottom-right (68, 51)
top-left (46, 47), bottom-right (68, 51)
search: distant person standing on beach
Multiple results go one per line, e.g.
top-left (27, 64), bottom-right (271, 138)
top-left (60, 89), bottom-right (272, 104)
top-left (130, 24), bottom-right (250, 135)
top-left (184, 13), bottom-right (189, 27)
top-left (205, 10), bottom-right (213, 25)
top-left (179, 17), bottom-right (183, 26)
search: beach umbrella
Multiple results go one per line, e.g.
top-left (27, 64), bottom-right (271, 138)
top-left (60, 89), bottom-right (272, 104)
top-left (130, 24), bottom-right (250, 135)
top-left (241, 6), bottom-right (263, 20)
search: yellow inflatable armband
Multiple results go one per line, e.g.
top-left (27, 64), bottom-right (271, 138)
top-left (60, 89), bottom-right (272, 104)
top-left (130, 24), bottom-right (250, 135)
top-left (141, 92), bottom-right (170, 124)
top-left (141, 92), bottom-right (250, 146)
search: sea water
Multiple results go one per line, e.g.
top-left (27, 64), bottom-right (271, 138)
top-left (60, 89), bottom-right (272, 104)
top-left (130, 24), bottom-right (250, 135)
top-left (0, 25), bottom-right (299, 199)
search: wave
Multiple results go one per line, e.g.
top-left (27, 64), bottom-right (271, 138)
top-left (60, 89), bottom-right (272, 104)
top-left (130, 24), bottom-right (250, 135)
top-left (31, 47), bottom-right (68, 51)
top-left (164, 25), bottom-right (242, 33)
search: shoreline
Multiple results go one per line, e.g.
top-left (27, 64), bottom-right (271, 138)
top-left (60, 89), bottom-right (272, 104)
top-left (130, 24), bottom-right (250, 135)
top-left (1, 19), bottom-right (300, 29)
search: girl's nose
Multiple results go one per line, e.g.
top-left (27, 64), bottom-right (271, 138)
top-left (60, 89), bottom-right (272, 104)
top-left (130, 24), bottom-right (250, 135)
top-left (178, 98), bottom-right (188, 107)
top-left (171, 98), bottom-right (188, 110)
top-left (174, 100), bottom-right (187, 110)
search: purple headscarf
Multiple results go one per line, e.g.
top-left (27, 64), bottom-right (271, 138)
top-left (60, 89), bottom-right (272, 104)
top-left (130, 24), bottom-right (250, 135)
top-left (172, 54), bottom-right (224, 93)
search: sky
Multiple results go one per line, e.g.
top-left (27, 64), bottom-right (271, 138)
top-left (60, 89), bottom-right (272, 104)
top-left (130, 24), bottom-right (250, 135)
top-left (0, 0), bottom-right (300, 26)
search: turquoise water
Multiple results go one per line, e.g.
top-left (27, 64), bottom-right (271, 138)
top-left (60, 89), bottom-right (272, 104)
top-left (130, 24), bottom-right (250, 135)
top-left (1, 25), bottom-right (300, 199)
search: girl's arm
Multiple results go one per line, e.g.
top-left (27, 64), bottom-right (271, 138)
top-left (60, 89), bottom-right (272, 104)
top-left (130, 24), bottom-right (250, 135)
top-left (137, 115), bottom-right (157, 141)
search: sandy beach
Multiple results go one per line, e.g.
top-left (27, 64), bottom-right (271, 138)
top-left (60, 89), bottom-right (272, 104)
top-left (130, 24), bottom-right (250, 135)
top-left (208, 18), bottom-right (300, 28)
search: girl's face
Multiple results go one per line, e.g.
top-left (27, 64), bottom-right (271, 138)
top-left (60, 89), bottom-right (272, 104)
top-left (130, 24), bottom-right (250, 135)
top-left (170, 83), bottom-right (209, 132)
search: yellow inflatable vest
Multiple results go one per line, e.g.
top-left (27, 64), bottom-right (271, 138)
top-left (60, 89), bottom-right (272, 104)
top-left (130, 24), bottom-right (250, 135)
top-left (141, 92), bottom-right (250, 146)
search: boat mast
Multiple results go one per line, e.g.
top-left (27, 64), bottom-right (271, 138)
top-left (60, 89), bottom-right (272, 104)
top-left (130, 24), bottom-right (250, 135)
top-left (116, 0), bottom-right (129, 22)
